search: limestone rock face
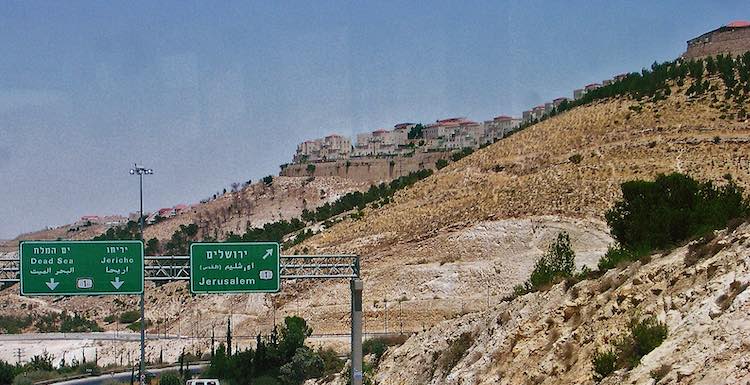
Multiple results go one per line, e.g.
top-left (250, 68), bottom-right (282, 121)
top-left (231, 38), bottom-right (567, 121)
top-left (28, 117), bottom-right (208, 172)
top-left (372, 224), bottom-right (750, 385)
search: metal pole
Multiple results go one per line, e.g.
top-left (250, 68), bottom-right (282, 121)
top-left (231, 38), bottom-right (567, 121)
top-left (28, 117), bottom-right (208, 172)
top-left (350, 278), bottom-right (363, 385)
top-left (138, 170), bottom-right (146, 385)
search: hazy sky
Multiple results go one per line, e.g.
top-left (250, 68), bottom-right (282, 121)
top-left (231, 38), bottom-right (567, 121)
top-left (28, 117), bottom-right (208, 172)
top-left (1, 1), bottom-right (746, 239)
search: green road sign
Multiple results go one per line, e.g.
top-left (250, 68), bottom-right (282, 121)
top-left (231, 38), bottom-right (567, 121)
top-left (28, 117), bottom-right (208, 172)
top-left (19, 240), bottom-right (144, 296)
top-left (190, 242), bottom-right (280, 294)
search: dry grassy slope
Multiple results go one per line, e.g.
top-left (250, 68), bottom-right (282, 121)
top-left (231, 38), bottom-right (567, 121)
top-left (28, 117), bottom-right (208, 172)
top-left (0, 176), bottom-right (368, 252)
top-left (303, 83), bottom-right (750, 256)
top-left (141, 176), bottom-right (368, 241)
top-left (372, 222), bottom-right (750, 385)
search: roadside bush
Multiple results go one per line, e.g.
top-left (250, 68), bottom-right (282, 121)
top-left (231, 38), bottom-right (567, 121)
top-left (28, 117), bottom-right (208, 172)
top-left (126, 319), bottom-right (151, 332)
top-left (317, 348), bottom-right (344, 377)
top-left (12, 376), bottom-right (34, 385)
top-left (0, 360), bottom-right (17, 385)
top-left (435, 159), bottom-right (449, 170)
top-left (278, 348), bottom-right (323, 385)
top-left (0, 315), bottom-right (32, 334)
top-left (159, 372), bottom-right (182, 385)
top-left (35, 312), bottom-right (102, 333)
top-left (119, 310), bottom-right (140, 324)
top-left (362, 338), bottom-right (387, 364)
top-left (438, 332), bottom-right (474, 372)
top-left (592, 348), bottom-right (617, 382)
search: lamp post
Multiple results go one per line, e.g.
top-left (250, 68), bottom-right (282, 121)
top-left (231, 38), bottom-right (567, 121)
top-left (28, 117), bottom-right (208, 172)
top-left (130, 164), bottom-right (152, 385)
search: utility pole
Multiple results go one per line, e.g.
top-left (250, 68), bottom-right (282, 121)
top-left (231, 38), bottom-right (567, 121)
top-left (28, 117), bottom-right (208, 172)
top-left (399, 300), bottom-right (403, 335)
top-left (384, 297), bottom-right (388, 335)
top-left (15, 348), bottom-right (21, 365)
top-left (130, 163), bottom-right (153, 385)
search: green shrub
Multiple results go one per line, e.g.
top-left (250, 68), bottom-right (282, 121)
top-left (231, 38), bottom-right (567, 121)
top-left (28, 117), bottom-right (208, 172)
top-left (517, 232), bottom-right (576, 293)
top-left (450, 148), bottom-right (474, 162)
top-left (438, 332), bottom-right (474, 372)
top-left (617, 317), bottom-right (668, 368)
top-left (34, 312), bottom-right (101, 333)
top-left (0, 360), bottom-right (16, 385)
top-left (126, 319), bottom-right (151, 332)
top-left (306, 164), bottom-right (316, 174)
top-left (435, 159), bottom-right (449, 170)
top-left (597, 244), bottom-right (649, 270)
top-left (119, 310), bottom-right (140, 324)
top-left (159, 372), bottom-right (182, 385)
top-left (12, 375), bottom-right (34, 385)
top-left (278, 348), bottom-right (324, 385)
top-left (317, 347), bottom-right (344, 376)
top-left (569, 154), bottom-right (583, 164)
top-left (592, 348), bottom-right (617, 381)
top-left (593, 316), bottom-right (668, 380)
top-left (605, 173), bottom-right (748, 252)
top-left (0, 315), bottom-right (32, 334)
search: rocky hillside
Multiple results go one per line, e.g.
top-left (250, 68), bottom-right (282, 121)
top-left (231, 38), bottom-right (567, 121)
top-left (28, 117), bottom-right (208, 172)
top-left (2, 65), bottom-right (750, 370)
top-left (0, 175), bottom-right (368, 252)
top-left (371, 221), bottom-right (750, 385)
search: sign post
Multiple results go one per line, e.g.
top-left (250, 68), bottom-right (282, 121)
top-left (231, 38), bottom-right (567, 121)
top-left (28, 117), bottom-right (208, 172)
top-left (20, 240), bottom-right (144, 296)
top-left (190, 242), bottom-right (280, 294)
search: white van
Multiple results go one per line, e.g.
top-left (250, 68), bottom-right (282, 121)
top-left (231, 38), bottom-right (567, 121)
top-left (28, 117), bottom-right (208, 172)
top-left (186, 380), bottom-right (220, 385)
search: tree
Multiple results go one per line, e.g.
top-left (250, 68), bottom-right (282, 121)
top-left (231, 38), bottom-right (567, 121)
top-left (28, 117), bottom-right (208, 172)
top-left (407, 124), bottom-right (424, 140)
top-left (207, 344), bottom-right (229, 379)
top-left (605, 173), bottom-right (748, 251)
top-left (279, 316), bottom-right (313, 362)
top-left (145, 238), bottom-right (160, 255)
top-left (226, 317), bottom-right (232, 356)
top-left (0, 360), bottom-right (16, 385)
top-left (306, 164), bottom-right (316, 174)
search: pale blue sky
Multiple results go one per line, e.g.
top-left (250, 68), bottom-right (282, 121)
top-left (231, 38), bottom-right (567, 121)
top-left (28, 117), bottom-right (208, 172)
top-left (1, 1), bottom-right (747, 238)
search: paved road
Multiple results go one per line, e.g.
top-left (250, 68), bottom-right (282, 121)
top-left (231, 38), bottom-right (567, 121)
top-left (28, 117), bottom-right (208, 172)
top-left (51, 364), bottom-right (207, 385)
top-left (0, 332), bottom-right (178, 342)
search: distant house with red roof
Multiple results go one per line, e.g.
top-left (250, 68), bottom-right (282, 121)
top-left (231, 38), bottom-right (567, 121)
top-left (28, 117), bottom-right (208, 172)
top-left (683, 20), bottom-right (750, 59)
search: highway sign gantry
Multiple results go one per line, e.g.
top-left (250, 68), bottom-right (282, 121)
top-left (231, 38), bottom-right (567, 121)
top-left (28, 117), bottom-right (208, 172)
top-left (190, 242), bottom-right (280, 293)
top-left (19, 240), bottom-right (144, 296)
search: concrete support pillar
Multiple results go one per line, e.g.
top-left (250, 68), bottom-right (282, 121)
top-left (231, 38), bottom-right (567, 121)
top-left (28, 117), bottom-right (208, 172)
top-left (350, 278), bottom-right (363, 385)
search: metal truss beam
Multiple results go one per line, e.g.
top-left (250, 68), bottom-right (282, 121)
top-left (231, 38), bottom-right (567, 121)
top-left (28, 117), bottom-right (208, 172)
top-left (0, 252), bottom-right (359, 283)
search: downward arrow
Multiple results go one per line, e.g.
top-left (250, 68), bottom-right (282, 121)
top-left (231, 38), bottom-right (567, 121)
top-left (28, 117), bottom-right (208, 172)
top-left (111, 276), bottom-right (124, 290)
top-left (46, 278), bottom-right (59, 291)
top-left (263, 249), bottom-right (273, 260)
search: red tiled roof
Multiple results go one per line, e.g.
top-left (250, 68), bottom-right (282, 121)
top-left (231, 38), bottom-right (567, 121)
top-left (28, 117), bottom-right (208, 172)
top-left (553, 97), bottom-right (568, 102)
top-left (585, 83), bottom-right (601, 88)
top-left (494, 115), bottom-right (512, 121)
top-left (727, 20), bottom-right (750, 28)
top-left (372, 129), bottom-right (389, 134)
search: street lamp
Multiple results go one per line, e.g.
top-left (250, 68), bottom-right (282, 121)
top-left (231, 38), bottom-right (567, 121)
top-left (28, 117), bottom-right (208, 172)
top-left (130, 163), bottom-right (152, 385)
